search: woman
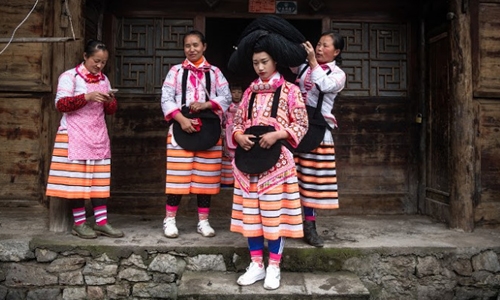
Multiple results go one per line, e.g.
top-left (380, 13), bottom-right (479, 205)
top-left (294, 32), bottom-right (346, 247)
top-left (46, 39), bottom-right (124, 239)
top-left (160, 30), bottom-right (232, 238)
top-left (228, 15), bottom-right (308, 290)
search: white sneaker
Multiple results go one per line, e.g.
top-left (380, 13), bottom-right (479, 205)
top-left (263, 265), bottom-right (281, 290)
top-left (237, 262), bottom-right (266, 286)
top-left (163, 217), bottom-right (178, 238)
top-left (197, 219), bottom-right (215, 237)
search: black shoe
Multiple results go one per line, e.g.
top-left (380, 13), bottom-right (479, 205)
top-left (303, 220), bottom-right (324, 247)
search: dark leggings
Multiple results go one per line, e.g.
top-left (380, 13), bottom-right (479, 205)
top-left (70, 198), bottom-right (108, 209)
top-left (166, 194), bottom-right (211, 208)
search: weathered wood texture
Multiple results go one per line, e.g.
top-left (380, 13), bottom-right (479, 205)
top-left (0, 96), bottom-right (44, 200)
top-left (448, 0), bottom-right (475, 232)
top-left (475, 2), bottom-right (500, 96)
top-left (426, 31), bottom-right (451, 224)
top-left (48, 0), bottom-right (88, 231)
top-left (333, 97), bottom-right (414, 215)
top-left (109, 0), bottom-right (419, 20)
top-left (0, 0), bottom-right (51, 92)
top-left (470, 1), bottom-right (500, 226)
top-left (476, 100), bottom-right (500, 225)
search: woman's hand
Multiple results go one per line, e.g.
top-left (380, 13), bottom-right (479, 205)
top-left (302, 41), bottom-right (318, 69)
top-left (85, 91), bottom-right (113, 103)
top-left (179, 116), bottom-right (198, 133)
top-left (190, 101), bottom-right (211, 112)
top-left (235, 133), bottom-right (255, 151)
top-left (259, 131), bottom-right (280, 149)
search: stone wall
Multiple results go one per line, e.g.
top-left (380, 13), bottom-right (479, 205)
top-left (0, 245), bottom-right (226, 300)
top-left (342, 250), bottom-right (500, 299)
top-left (1, 243), bottom-right (500, 299)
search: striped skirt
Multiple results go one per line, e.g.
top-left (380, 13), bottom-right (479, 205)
top-left (220, 155), bottom-right (234, 186)
top-left (230, 174), bottom-right (303, 240)
top-left (46, 131), bottom-right (111, 199)
top-left (165, 135), bottom-right (222, 195)
top-left (294, 142), bottom-right (339, 210)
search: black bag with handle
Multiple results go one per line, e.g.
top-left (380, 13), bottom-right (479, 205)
top-left (172, 69), bottom-right (221, 151)
top-left (295, 67), bottom-right (332, 153)
top-left (235, 86), bottom-right (292, 174)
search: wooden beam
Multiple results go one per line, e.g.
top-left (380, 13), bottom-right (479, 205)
top-left (448, 0), bottom-right (475, 232)
top-left (0, 37), bottom-right (77, 43)
top-left (48, 0), bottom-right (85, 232)
top-left (49, 197), bottom-right (73, 232)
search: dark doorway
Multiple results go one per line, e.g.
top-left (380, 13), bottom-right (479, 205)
top-left (205, 17), bottom-right (322, 87)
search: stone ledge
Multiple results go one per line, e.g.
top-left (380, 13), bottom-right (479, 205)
top-left (177, 271), bottom-right (370, 300)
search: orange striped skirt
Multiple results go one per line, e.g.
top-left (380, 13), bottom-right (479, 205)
top-left (230, 174), bottom-right (303, 240)
top-left (166, 135), bottom-right (222, 195)
top-left (221, 155), bottom-right (234, 186)
top-left (294, 142), bottom-right (339, 209)
top-left (46, 132), bottom-right (111, 199)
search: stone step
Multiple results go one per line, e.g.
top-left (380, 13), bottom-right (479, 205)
top-left (177, 271), bottom-right (370, 300)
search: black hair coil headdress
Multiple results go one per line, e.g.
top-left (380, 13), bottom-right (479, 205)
top-left (228, 15), bottom-right (307, 74)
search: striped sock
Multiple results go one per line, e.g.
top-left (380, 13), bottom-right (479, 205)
top-left (198, 207), bottom-right (210, 221)
top-left (166, 205), bottom-right (178, 218)
top-left (304, 206), bottom-right (316, 221)
top-left (94, 205), bottom-right (108, 226)
top-left (72, 207), bottom-right (86, 225)
top-left (269, 253), bottom-right (281, 267)
top-left (250, 250), bottom-right (264, 268)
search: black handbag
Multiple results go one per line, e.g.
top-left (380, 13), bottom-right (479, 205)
top-left (173, 107), bottom-right (221, 151)
top-left (171, 68), bottom-right (221, 151)
top-left (295, 104), bottom-right (329, 153)
top-left (234, 125), bottom-right (281, 174)
top-left (235, 86), bottom-right (290, 174)
top-left (295, 67), bottom-right (332, 153)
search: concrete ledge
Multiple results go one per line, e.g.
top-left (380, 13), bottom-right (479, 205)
top-left (178, 271), bottom-right (370, 300)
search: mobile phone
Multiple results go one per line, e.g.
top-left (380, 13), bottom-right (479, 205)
top-left (109, 88), bottom-right (119, 93)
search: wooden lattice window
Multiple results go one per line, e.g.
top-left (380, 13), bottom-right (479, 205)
top-left (114, 18), bottom-right (194, 94)
top-left (331, 22), bottom-right (408, 97)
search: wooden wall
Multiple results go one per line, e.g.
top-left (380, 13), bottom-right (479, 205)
top-left (0, 1), bottom-right (50, 204)
top-left (473, 1), bottom-right (500, 225)
top-left (0, 0), bottom-right (84, 206)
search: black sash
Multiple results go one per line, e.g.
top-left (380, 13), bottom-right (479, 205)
top-left (295, 66), bottom-right (332, 153)
top-left (172, 68), bottom-right (221, 151)
top-left (234, 86), bottom-right (289, 174)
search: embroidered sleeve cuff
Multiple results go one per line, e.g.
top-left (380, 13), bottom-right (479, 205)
top-left (165, 109), bottom-right (181, 122)
top-left (104, 98), bottom-right (118, 115)
top-left (56, 94), bottom-right (87, 112)
top-left (209, 100), bottom-right (221, 111)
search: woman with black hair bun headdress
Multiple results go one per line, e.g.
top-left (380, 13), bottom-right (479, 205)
top-left (293, 32), bottom-right (346, 248)
top-left (227, 15), bottom-right (308, 290)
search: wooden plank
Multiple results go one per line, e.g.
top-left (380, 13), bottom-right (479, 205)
top-left (448, 0), bottom-right (475, 232)
top-left (109, 0), bottom-right (419, 21)
top-left (47, 0), bottom-right (85, 232)
top-left (476, 3), bottom-right (500, 94)
top-left (0, 1), bottom-right (50, 92)
top-left (0, 0), bottom-right (44, 37)
top-left (476, 100), bottom-right (500, 224)
top-left (0, 97), bottom-right (43, 200)
top-left (475, 203), bottom-right (500, 226)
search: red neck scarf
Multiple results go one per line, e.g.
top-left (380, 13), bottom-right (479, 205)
top-left (75, 63), bottom-right (105, 83)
